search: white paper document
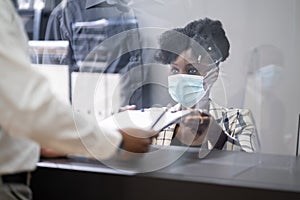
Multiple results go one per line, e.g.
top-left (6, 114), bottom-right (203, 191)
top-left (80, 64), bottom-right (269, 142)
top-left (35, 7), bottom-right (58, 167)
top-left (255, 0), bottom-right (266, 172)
top-left (98, 108), bottom-right (192, 132)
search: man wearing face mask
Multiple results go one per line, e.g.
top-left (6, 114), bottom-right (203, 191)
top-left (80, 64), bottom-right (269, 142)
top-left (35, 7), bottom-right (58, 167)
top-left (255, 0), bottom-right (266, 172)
top-left (153, 18), bottom-right (259, 153)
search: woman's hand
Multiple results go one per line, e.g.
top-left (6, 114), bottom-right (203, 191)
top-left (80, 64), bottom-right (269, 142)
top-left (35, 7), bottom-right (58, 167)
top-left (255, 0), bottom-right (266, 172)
top-left (181, 110), bottom-right (211, 135)
top-left (175, 111), bottom-right (211, 146)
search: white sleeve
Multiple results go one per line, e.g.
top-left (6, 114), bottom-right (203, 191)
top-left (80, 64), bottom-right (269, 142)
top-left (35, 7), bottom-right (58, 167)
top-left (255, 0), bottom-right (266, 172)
top-left (0, 0), bottom-right (122, 160)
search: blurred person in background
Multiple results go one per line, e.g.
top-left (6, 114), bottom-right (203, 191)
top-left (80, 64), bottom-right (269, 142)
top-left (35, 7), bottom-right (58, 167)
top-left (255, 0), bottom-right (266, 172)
top-left (44, 0), bottom-right (154, 109)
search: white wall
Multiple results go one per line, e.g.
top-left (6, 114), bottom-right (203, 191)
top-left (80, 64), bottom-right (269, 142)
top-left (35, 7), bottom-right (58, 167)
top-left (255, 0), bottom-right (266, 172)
top-left (131, 0), bottom-right (300, 155)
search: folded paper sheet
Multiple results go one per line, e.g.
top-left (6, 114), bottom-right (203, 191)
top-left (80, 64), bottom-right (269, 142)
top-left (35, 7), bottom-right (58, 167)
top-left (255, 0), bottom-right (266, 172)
top-left (98, 108), bottom-right (192, 132)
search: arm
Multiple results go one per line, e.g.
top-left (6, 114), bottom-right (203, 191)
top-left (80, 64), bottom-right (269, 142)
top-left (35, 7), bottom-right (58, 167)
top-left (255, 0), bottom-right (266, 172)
top-left (0, 1), bottom-right (153, 160)
top-left (44, 5), bottom-right (64, 41)
top-left (43, 3), bottom-right (70, 65)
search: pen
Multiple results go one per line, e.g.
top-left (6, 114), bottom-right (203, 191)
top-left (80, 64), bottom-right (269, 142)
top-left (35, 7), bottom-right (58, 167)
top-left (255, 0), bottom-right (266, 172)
top-left (150, 104), bottom-right (172, 129)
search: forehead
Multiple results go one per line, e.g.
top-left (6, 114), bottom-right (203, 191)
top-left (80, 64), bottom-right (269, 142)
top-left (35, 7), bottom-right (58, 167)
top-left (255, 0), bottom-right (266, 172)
top-left (173, 49), bottom-right (197, 65)
top-left (171, 49), bottom-right (215, 74)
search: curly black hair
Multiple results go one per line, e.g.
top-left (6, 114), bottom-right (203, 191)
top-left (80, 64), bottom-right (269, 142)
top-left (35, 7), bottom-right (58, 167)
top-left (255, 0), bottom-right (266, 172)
top-left (156, 18), bottom-right (230, 64)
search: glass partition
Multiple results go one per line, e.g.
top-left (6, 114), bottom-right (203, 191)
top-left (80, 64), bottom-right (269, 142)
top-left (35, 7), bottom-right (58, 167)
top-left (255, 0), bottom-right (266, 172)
top-left (35, 0), bottom-right (300, 162)
top-left (129, 0), bottom-right (300, 157)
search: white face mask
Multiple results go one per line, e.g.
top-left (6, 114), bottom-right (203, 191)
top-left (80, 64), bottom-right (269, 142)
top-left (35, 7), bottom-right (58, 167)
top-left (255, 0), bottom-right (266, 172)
top-left (255, 64), bottom-right (283, 90)
top-left (168, 74), bottom-right (206, 107)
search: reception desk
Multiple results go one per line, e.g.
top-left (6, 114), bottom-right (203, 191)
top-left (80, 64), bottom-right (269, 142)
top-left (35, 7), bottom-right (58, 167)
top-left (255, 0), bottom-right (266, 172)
top-left (30, 147), bottom-right (300, 200)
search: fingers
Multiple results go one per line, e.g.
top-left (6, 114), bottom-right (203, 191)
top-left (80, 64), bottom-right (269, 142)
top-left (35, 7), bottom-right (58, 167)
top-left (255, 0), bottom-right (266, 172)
top-left (120, 128), bottom-right (158, 138)
top-left (183, 111), bottom-right (210, 126)
top-left (119, 105), bottom-right (137, 112)
top-left (118, 128), bottom-right (157, 153)
top-left (40, 148), bottom-right (66, 158)
top-left (180, 111), bottom-right (211, 136)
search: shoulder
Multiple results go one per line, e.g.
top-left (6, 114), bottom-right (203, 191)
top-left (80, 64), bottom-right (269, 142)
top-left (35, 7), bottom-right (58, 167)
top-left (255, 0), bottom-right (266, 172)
top-left (50, 0), bottom-right (85, 17)
top-left (48, 0), bottom-right (86, 28)
top-left (0, 0), bottom-right (15, 23)
top-left (0, 0), bottom-right (28, 48)
top-left (209, 100), bottom-right (253, 120)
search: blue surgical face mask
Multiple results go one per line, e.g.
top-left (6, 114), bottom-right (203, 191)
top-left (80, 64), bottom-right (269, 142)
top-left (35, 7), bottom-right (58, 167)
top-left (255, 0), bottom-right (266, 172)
top-left (168, 74), bottom-right (206, 108)
top-left (255, 64), bottom-right (283, 90)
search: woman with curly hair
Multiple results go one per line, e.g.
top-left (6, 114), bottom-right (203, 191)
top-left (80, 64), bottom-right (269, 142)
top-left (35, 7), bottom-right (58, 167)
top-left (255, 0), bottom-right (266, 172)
top-left (153, 18), bottom-right (259, 153)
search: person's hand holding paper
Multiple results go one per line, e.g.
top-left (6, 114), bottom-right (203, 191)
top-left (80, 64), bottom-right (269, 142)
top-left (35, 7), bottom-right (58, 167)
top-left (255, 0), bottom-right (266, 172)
top-left (119, 128), bottom-right (158, 153)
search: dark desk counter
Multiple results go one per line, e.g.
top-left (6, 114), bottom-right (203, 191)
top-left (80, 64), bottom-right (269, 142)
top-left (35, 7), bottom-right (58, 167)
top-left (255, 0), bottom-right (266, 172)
top-left (30, 147), bottom-right (300, 200)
